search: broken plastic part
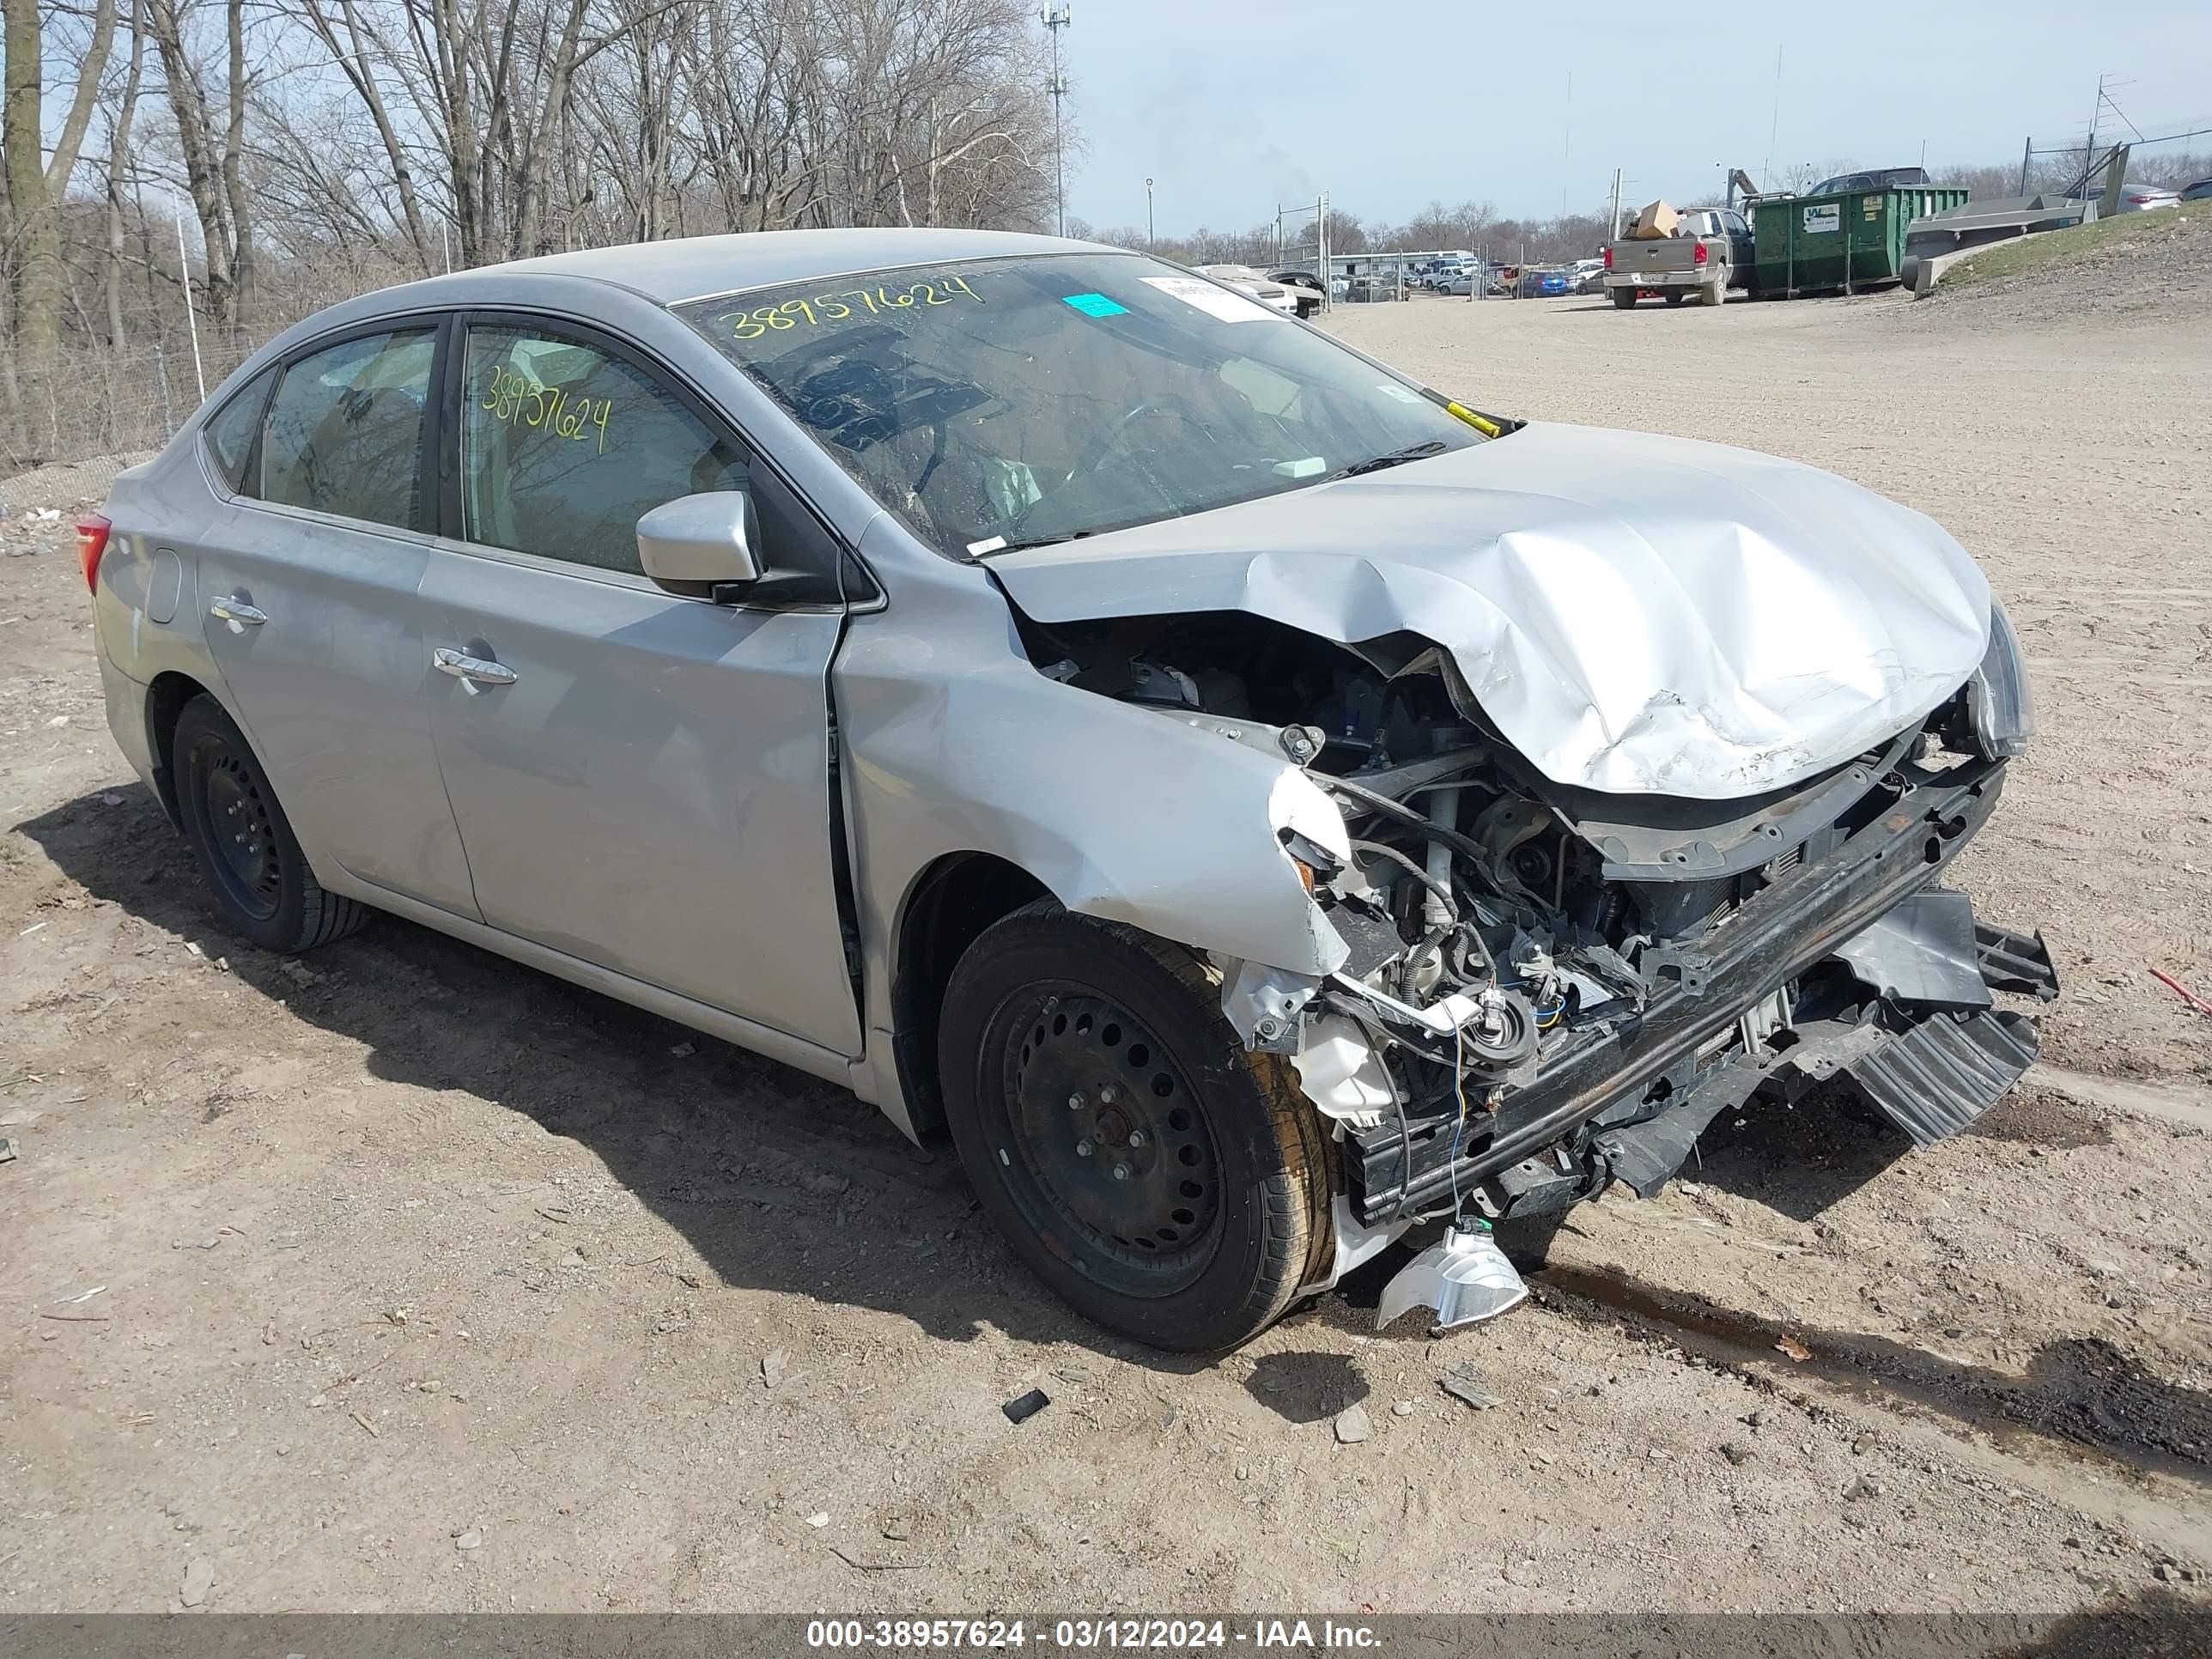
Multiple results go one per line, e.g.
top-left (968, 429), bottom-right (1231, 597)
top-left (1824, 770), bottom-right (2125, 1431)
top-left (1290, 1013), bottom-right (1396, 1128)
top-left (1376, 1224), bottom-right (1529, 1332)
top-left (1305, 1192), bottom-right (1412, 1294)
top-left (1218, 957), bottom-right (1319, 1053)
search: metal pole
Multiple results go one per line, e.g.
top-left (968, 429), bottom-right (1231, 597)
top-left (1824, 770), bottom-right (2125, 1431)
top-left (1042, 6), bottom-right (1070, 237)
top-left (1317, 191), bottom-right (1329, 313)
top-left (2086, 76), bottom-right (2100, 188)
top-left (1146, 178), bottom-right (1153, 249)
top-left (172, 196), bottom-right (206, 404)
top-left (2019, 136), bottom-right (2033, 195)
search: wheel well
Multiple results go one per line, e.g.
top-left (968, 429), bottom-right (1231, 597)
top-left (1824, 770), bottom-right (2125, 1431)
top-left (891, 853), bottom-right (1050, 1139)
top-left (144, 671), bottom-right (214, 826)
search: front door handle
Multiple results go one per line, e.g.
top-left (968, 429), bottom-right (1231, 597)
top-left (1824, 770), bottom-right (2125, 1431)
top-left (434, 646), bottom-right (519, 693)
top-left (208, 595), bottom-right (267, 630)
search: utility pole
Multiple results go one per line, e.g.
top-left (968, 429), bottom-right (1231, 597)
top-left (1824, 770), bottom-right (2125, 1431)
top-left (2019, 136), bottom-right (2033, 196)
top-left (1041, 5), bottom-right (1071, 236)
top-left (1146, 177), bottom-right (1154, 248)
top-left (1607, 167), bottom-right (1622, 241)
top-left (1317, 190), bottom-right (1329, 312)
top-left (2086, 73), bottom-right (2102, 183)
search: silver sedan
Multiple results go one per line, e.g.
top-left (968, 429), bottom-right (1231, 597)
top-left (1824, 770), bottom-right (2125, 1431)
top-left (86, 228), bottom-right (2056, 1351)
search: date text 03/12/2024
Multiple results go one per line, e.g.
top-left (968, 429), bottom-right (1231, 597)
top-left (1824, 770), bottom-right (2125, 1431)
top-left (805, 1621), bottom-right (1382, 1651)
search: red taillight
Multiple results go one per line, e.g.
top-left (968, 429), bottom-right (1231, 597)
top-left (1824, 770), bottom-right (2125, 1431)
top-left (1693, 240), bottom-right (1710, 265)
top-left (76, 514), bottom-right (112, 592)
top-left (1602, 246), bottom-right (1613, 270)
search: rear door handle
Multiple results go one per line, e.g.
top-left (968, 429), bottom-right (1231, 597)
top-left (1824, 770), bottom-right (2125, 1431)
top-left (208, 595), bottom-right (267, 630)
top-left (434, 646), bottom-right (519, 693)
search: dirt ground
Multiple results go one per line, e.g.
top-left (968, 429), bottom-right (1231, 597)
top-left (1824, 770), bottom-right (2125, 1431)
top-left (3, 276), bottom-right (2209, 1619)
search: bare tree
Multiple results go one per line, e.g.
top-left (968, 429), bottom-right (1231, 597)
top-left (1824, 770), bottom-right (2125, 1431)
top-left (5, 0), bottom-right (118, 349)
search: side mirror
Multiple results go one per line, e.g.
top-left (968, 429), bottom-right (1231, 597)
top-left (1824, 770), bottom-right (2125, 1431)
top-left (636, 490), bottom-right (763, 590)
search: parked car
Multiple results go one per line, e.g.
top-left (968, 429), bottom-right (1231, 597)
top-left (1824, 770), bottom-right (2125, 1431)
top-left (1266, 270), bottom-right (1327, 318)
top-left (1570, 258), bottom-right (1606, 295)
top-left (84, 228), bottom-right (2056, 1352)
top-left (1605, 207), bottom-right (1754, 307)
top-left (1519, 266), bottom-right (1573, 298)
top-left (1436, 269), bottom-right (1480, 296)
top-left (1188, 264), bottom-right (1300, 314)
top-left (2075, 182), bottom-right (2184, 214)
top-left (1809, 167), bottom-right (1930, 195)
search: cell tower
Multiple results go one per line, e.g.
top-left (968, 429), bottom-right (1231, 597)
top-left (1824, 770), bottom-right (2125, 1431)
top-left (1042, 5), bottom-right (1071, 236)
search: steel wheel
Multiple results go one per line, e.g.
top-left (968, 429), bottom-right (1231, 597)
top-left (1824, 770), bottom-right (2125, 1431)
top-left (171, 694), bottom-right (370, 953)
top-left (1006, 992), bottom-right (1223, 1291)
top-left (939, 902), bottom-right (1328, 1351)
top-left (193, 738), bottom-right (284, 921)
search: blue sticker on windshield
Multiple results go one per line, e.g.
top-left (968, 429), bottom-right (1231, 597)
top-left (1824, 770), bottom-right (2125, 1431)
top-left (1061, 292), bottom-right (1128, 317)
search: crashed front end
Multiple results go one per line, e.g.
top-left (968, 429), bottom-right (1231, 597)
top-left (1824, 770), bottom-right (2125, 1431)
top-left (1009, 589), bottom-right (2057, 1322)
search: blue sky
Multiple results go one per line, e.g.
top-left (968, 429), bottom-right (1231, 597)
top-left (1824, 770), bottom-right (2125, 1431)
top-left (1060, 0), bottom-right (2212, 233)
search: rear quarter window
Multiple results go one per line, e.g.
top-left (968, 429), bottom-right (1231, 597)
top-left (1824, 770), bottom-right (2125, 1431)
top-left (201, 368), bottom-right (276, 494)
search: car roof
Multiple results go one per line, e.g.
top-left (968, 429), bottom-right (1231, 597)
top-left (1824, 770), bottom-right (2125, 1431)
top-left (485, 228), bottom-right (1105, 304)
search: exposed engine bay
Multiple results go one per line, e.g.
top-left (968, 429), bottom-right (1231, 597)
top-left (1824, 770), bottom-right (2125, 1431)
top-left (1015, 604), bottom-right (2061, 1319)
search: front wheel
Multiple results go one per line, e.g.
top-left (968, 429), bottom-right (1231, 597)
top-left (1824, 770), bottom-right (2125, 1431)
top-left (1610, 289), bottom-right (1638, 309)
top-left (938, 903), bottom-right (1328, 1352)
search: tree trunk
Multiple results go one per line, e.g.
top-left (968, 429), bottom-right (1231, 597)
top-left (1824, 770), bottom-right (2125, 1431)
top-left (105, 0), bottom-right (146, 346)
top-left (4, 0), bottom-right (57, 349)
top-left (220, 0), bottom-right (255, 349)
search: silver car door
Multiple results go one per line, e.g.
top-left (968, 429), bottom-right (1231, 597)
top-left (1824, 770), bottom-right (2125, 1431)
top-left (192, 320), bottom-right (479, 916)
top-left (419, 314), bottom-right (859, 1054)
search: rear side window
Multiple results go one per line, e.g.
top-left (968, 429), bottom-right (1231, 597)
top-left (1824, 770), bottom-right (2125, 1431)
top-left (260, 328), bottom-right (436, 531)
top-left (458, 324), bottom-right (750, 576)
top-left (202, 368), bottom-right (274, 493)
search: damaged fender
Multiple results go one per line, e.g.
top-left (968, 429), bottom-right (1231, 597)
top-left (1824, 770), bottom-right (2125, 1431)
top-left (836, 525), bottom-right (1357, 1127)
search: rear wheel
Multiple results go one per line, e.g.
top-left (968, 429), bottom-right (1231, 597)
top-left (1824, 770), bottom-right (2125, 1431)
top-left (938, 902), bottom-right (1328, 1352)
top-left (1610, 289), bottom-right (1637, 309)
top-left (173, 695), bottom-right (369, 953)
top-left (1704, 267), bottom-right (1729, 305)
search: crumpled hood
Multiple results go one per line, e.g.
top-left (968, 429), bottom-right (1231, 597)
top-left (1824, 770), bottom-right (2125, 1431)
top-left (990, 422), bottom-right (1992, 799)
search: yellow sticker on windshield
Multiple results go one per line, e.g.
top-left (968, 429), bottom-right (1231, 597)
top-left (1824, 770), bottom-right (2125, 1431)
top-left (1444, 400), bottom-right (1503, 438)
top-left (717, 275), bottom-right (984, 342)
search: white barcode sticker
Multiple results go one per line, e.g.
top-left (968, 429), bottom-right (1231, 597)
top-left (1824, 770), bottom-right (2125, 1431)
top-left (1141, 276), bottom-right (1279, 322)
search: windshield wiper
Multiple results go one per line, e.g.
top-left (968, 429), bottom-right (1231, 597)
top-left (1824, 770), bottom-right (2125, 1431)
top-left (1330, 441), bottom-right (1447, 480)
top-left (981, 530), bottom-right (1091, 556)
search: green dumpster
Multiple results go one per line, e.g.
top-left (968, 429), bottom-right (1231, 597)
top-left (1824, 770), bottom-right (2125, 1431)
top-left (1751, 185), bottom-right (1968, 297)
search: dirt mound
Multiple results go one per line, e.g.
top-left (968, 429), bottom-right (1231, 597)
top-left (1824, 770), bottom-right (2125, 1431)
top-left (1923, 208), bottom-right (2211, 329)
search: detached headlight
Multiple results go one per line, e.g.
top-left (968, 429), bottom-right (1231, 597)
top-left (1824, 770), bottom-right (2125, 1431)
top-left (1966, 598), bottom-right (2034, 759)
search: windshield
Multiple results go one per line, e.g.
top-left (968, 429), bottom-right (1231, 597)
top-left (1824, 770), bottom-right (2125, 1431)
top-left (674, 252), bottom-right (1486, 556)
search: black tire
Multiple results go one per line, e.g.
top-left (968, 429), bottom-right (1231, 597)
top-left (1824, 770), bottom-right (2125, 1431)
top-left (172, 694), bottom-right (370, 953)
top-left (938, 902), bottom-right (1328, 1352)
top-left (1610, 289), bottom-right (1637, 309)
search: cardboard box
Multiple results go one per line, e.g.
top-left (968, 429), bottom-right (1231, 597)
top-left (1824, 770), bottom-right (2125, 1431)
top-left (1627, 199), bottom-right (1681, 240)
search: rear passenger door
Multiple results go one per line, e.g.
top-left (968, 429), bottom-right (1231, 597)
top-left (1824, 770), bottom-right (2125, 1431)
top-left (192, 320), bottom-right (479, 917)
top-left (418, 313), bottom-right (860, 1055)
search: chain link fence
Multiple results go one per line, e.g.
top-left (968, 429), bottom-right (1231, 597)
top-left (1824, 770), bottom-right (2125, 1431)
top-left (1, 335), bottom-right (270, 505)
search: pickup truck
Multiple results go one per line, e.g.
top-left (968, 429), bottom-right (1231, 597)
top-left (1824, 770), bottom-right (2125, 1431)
top-left (1604, 207), bottom-right (1754, 307)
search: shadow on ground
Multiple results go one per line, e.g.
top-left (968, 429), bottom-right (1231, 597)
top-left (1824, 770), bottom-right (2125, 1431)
top-left (18, 782), bottom-right (1217, 1373)
top-left (1528, 1256), bottom-right (2212, 1486)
